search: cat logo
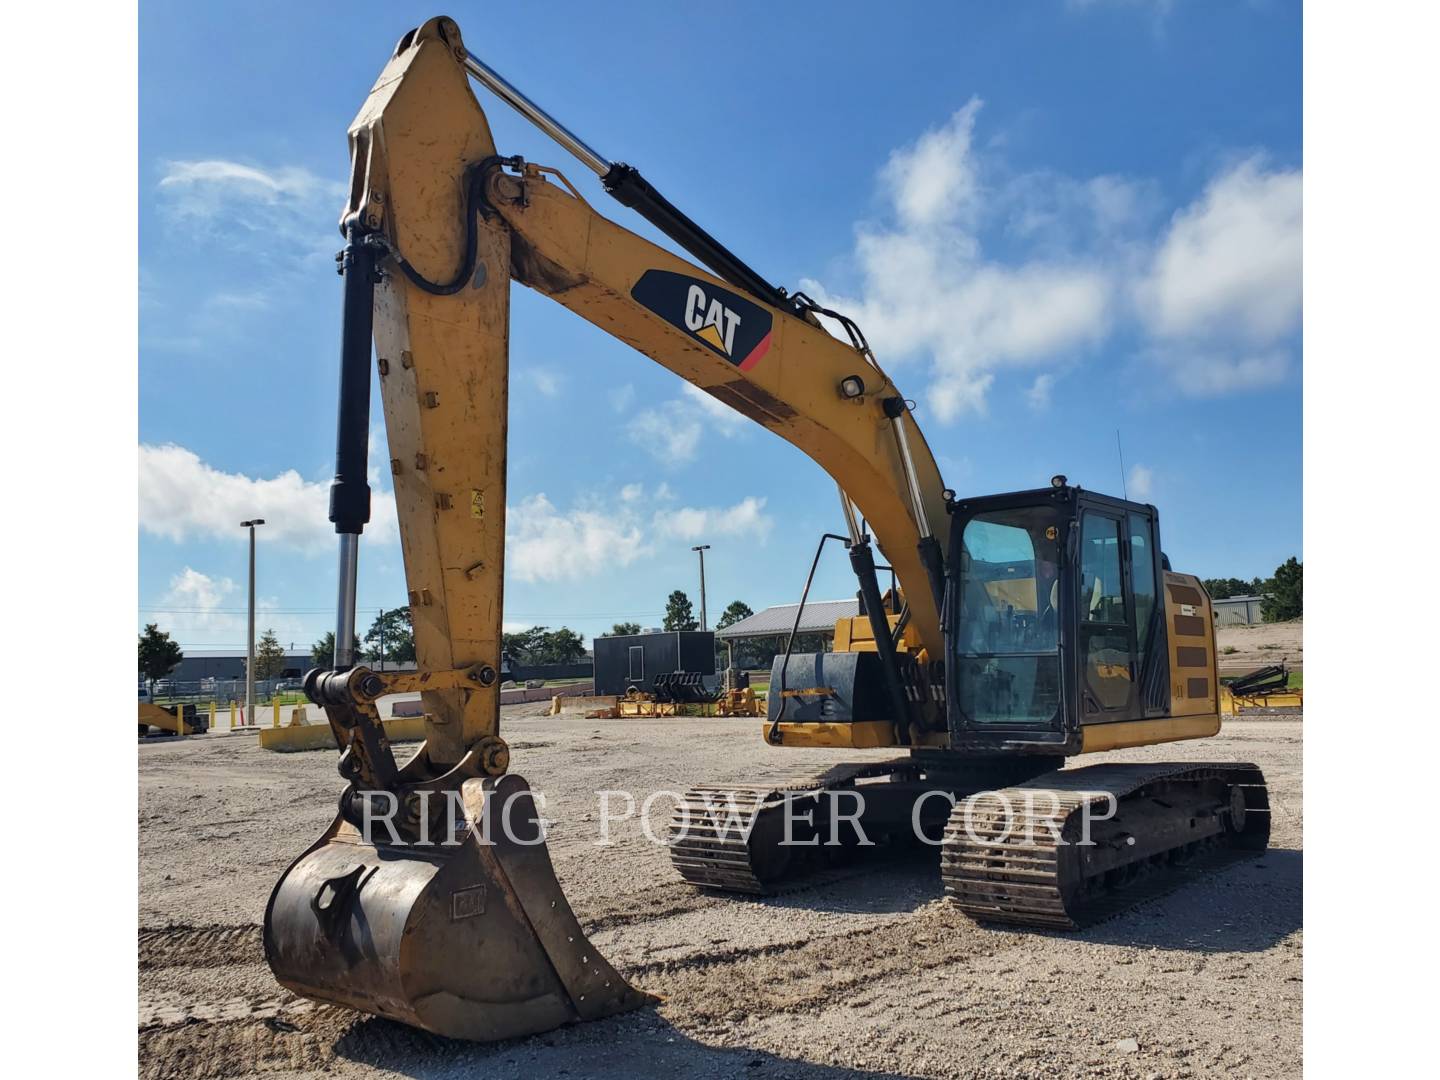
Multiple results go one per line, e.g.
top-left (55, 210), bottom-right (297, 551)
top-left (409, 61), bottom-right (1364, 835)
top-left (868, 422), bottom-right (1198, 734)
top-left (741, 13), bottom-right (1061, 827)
top-left (684, 284), bottom-right (741, 356)
top-left (630, 269), bottom-right (774, 370)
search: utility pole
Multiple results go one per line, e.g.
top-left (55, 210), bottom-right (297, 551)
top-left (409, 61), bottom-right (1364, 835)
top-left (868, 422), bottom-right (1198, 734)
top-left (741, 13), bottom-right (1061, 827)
top-left (241, 519), bottom-right (266, 726)
top-left (378, 608), bottom-right (385, 672)
top-left (691, 544), bottom-right (711, 631)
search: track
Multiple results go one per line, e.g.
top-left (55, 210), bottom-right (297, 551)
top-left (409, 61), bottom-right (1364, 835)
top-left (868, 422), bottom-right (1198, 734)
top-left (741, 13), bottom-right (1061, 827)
top-left (940, 761), bottom-right (1270, 928)
top-left (667, 756), bottom-right (1064, 894)
top-left (667, 760), bottom-right (926, 893)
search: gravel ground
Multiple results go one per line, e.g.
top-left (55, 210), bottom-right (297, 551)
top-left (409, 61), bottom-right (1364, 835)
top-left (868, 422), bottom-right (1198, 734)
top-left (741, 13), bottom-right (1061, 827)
top-left (138, 708), bottom-right (1302, 1079)
top-left (1215, 619), bottom-right (1302, 676)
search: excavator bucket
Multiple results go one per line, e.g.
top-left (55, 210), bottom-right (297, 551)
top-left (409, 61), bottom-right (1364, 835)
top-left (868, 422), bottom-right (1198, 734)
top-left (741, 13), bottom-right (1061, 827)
top-left (264, 773), bottom-right (654, 1041)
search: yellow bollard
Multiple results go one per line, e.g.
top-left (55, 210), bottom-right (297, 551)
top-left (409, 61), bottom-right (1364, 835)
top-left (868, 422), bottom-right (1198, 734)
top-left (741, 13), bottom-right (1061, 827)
top-left (273, 699), bottom-right (280, 728)
top-left (230, 701), bottom-right (237, 730)
top-left (209, 701), bottom-right (216, 733)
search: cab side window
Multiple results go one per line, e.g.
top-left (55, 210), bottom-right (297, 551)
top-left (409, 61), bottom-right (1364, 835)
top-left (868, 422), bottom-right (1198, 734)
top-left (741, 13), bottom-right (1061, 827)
top-left (1080, 514), bottom-right (1126, 624)
top-left (1128, 512), bottom-right (1158, 667)
top-left (1079, 512), bottom-right (1132, 711)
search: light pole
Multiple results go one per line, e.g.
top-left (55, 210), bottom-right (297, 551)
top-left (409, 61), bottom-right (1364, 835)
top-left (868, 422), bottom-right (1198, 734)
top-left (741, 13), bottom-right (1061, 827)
top-left (691, 544), bottom-right (711, 631)
top-left (241, 519), bottom-right (265, 725)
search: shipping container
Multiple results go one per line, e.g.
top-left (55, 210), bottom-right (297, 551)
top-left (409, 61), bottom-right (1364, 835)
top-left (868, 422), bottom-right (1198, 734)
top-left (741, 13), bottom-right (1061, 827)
top-left (593, 631), bottom-right (716, 696)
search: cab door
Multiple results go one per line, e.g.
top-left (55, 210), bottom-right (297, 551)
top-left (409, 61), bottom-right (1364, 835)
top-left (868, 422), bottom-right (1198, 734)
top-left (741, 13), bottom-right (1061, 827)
top-left (949, 505), bottom-right (1067, 739)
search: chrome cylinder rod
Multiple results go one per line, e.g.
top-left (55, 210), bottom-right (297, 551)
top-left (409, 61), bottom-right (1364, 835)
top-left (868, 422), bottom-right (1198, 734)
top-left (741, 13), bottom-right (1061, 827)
top-left (462, 50), bottom-right (612, 178)
top-left (836, 483), bottom-right (863, 546)
top-left (891, 412), bottom-right (933, 540)
top-left (335, 534), bottom-right (360, 670)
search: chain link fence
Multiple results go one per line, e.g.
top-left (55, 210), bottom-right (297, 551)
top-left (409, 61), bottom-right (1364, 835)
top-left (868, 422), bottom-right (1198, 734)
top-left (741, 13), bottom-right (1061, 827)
top-left (142, 677), bottom-right (306, 706)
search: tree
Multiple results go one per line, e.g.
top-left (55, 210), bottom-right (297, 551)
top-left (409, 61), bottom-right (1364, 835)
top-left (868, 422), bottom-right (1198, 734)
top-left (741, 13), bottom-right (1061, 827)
top-left (502, 625), bottom-right (587, 665)
top-left (502, 626), bottom-right (551, 665)
top-left (715, 601), bottom-right (754, 631)
top-left (1202, 576), bottom-right (1269, 600)
top-left (715, 602), bottom-right (755, 668)
top-left (138, 623), bottom-right (183, 693)
top-left (254, 629), bottom-right (288, 679)
top-left (1262, 557), bottom-right (1302, 622)
top-left (539, 627), bottom-right (587, 663)
top-left (363, 607), bottom-right (415, 667)
top-left (663, 590), bottom-right (699, 631)
top-left (609, 621), bottom-right (642, 636)
top-left (311, 631), bottom-right (336, 668)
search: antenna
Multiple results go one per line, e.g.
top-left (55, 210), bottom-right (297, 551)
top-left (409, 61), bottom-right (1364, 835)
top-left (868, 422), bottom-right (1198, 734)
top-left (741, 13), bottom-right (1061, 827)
top-left (1116, 429), bottom-right (1128, 500)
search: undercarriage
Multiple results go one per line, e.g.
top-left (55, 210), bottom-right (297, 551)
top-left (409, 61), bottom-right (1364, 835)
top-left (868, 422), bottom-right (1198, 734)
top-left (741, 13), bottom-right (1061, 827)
top-left (669, 758), bottom-right (1270, 928)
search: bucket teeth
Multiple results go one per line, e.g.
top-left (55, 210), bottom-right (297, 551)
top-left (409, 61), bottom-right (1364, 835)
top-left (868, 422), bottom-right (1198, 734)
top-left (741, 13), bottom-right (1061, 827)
top-left (264, 773), bottom-right (654, 1041)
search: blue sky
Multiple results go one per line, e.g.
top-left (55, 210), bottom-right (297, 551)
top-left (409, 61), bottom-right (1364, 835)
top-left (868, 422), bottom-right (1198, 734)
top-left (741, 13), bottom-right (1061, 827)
top-left (138, 0), bottom-right (1301, 652)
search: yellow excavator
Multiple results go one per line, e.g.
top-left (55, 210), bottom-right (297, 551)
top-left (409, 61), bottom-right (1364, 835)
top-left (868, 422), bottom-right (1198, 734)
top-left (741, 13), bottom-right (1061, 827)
top-left (265, 16), bottom-right (1269, 1041)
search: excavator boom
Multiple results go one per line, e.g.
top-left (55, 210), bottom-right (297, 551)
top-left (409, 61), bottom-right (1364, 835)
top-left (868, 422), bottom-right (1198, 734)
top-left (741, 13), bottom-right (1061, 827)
top-left (267, 15), bottom-right (946, 1040)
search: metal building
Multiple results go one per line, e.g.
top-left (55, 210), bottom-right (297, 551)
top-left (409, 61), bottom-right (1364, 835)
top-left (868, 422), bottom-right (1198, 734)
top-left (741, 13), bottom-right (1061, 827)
top-left (714, 599), bottom-right (858, 647)
top-left (592, 631), bottom-right (715, 696)
top-left (1212, 595), bottom-right (1266, 626)
top-left (169, 649), bottom-right (314, 681)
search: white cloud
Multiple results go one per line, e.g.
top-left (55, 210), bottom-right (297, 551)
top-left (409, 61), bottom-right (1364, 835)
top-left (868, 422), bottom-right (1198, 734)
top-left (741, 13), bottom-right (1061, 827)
top-left (139, 443), bottom-right (398, 555)
top-left (506, 489), bottom-right (772, 583)
top-left (1146, 347), bottom-right (1290, 397)
top-left (505, 493), bottom-right (648, 584)
top-left (1131, 157), bottom-right (1301, 397)
top-left (680, 382), bottom-right (748, 432)
top-left (147, 159), bottom-right (346, 351)
top-left (526, 368), bottom-right (564, 397)
top-left (158, 159), bottom-right (342, 219)
top-left (628, 402), bottom-right (704, 464)
top-left (628, 387), bottom-right (749, 465)
top-left (805, 108), bottom-right (1299, 414)
top-left (655, 496), bottom-right (772, 543)
top-left (609, 384), bottom-right (636, 413)
top-left (204, 290), bottom-right (270, 311)
top-left (146, 567), bottom-right (313, 649)
top-left (803, 99), bottom-right (1117, 420)
top-left (1128, 463), bottom-right (1155, 500)
top-left (155, 158), bottom-right (344, 270)
top-left (883, 98), bottom-right (985, 230)
top-left (150, 567), bottom-right (239, 638)
top-left (1025, 373), bottom-right (1056, 411)
top-left (1138, 157), bottom-right (1302, 344)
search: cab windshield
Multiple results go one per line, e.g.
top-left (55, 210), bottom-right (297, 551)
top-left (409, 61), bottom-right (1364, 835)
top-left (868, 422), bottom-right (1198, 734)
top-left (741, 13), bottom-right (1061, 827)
top-left (954, 506), bottom-right (1062, 727)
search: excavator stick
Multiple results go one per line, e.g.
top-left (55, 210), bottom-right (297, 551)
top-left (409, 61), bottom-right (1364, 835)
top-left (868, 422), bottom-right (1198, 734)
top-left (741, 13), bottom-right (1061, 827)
top-left (265, 773), bottom-right (652, 1040)
top-left (262, 20), bottom-right (653, 1041)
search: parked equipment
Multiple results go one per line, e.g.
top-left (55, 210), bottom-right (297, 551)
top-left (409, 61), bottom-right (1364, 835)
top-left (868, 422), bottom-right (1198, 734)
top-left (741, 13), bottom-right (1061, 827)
top-left (265, 16), bottom-right (1269, 1042)
top-left (1222, 664), bottom-right (1303, 714)
top-left (139, 701), bottom-right (207, 737)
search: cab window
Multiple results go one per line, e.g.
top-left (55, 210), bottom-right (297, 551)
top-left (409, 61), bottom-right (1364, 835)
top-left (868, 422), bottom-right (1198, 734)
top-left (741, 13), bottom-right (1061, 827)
top-left (954, 508), bottom-right (1062, 727)
top-left (1128, 512), bottom-right (1158, 661)
top-left (1080, 513), bottom-right (1126, 624)
top-left (1079, 512), bottom-right (1133, 711)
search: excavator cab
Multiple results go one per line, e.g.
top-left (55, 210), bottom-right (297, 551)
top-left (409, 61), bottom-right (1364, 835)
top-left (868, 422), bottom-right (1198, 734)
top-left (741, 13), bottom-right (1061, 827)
top-left (945, 480), bottom-right (1170, 755)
